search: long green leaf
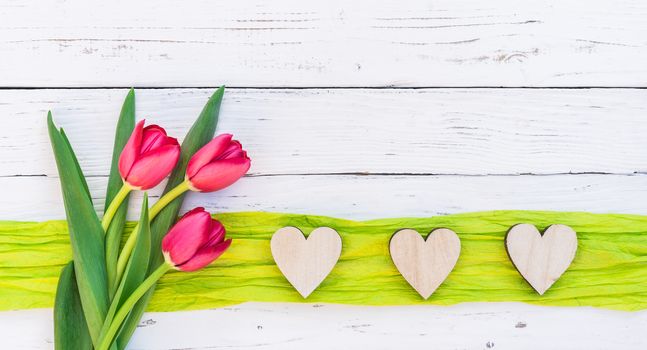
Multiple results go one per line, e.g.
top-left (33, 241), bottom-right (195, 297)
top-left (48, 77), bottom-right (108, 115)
top-left (59, 130), bottom-right (92, 205)
top-left (55, 91), bottom-right (133, 350)
top-left (48, 112), bottom-right (109, 347)
top-left (106, 89), bottom-right (136, 292)
top-left (100, 195), bottom-right (151, 349)
top-left (54, 263), bottom-right (92, 350)
top-left (116, 86), bottom-right (225, 349)
top-left (54, 128), bottom-right (95, 349)
top-left (149, 86), bottom-right (225, 268)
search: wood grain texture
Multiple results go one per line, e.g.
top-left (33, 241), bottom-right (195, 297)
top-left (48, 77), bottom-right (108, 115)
top-left (271, 227), bottom-right (342, 298)
top-left (506, 224), bottom-right (578, 295)
top-left (1, 0), bottom-right (647, 87)
top-left (390, 228), bottom-right (461, 299)
top-left (2, 88), bottom-right (647, 177)
top-left (1, 303), bottom-right (646, 350)
top-left (5, 173), bottom-right (647, 221)
top-left (2, 86), bottom-right (643, 348)
top-left (1, 0), bottom-right (646, 345)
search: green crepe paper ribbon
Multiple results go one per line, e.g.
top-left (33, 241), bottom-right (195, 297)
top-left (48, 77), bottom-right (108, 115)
top-left (1, 210), bottom-right (646, 312)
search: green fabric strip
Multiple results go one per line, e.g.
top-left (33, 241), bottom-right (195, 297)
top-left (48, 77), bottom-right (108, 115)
top-left (1, 211), bottom-right (646, 312)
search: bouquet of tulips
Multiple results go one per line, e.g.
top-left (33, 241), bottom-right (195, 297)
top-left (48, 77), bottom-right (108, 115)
top-left (49, 87), bottom-right (250, 350)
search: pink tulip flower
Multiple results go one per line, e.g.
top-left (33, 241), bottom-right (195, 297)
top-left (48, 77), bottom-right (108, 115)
top-left (185, 134), bottom-right (251, 192)
top-left (162, 207), bottom-right (232, 272)
top-left (119, 120), bottom-right (180, 190)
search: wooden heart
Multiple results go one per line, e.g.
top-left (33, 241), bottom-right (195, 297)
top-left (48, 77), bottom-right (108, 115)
top-left (270, 226), bottom-right (342, 298)
top-left (506, 224), bottom-right (578, 295)
top-left (389, 228), bottom-right (461, 299)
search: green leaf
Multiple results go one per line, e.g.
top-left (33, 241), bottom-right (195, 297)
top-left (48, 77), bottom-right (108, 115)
top-left (106, 89), bottom-right (136, 293)
top-left (54, 90), bottom-right (133, 350)
top-left (54, 263), bottom-right (93, 350)
top-left (149, 86), bottom-right (225, 268)
top-left (100, 195), bottom-right (151, 349)
top-left (48, 112), bottom-right (109, 347)
top-left (116, 86), bottom-right (225, 349)
top-left (59, 130), bottom-right (92, 204)
top-left (54, 131), bottom-right (94, 349)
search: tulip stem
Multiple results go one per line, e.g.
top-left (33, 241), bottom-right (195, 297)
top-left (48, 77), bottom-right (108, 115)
top-left (101, 183), bottom-right (132, 233)
top-left (113, 181), bottom-right (190, 287)
top-left (97, 263), bottom-right (171, 350)
top-left (150, 180), bottom-right (191, 219)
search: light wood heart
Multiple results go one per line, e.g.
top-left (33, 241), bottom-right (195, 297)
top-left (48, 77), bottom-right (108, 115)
top-left (270, 226), bottom-right (342, 298)
top-left (389, 228), bottom-right (461, 299)
top-left (506, 224), bottom-right (578, 295)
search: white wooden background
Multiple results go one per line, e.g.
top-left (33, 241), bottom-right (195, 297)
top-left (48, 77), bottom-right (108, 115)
top-left (1, 1), bottom-right (647, 349)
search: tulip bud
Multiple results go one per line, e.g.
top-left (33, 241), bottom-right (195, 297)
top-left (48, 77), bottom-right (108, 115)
top-left (162, 207), bottom-right (232, 271)
top-left (119, 120), bottom-right (180, 190)
top-left (185, 134), bottom-right (251, 192)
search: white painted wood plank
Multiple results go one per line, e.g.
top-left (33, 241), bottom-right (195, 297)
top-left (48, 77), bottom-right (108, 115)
top-left (1, 303), bottom-right (645, 350)
top-left (1, 0), bottom-right (647, 87)
top-left (1, 0), bottom-right (645, 347)
top-left (3, 174), bottom-right (646, 221)
top-left (3, 88), bottom-right (647, 177)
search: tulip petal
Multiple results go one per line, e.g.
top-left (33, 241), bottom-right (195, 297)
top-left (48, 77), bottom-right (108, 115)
top-left (142, 124), bottom-right (166, 135)
top-left (181, 206), bottom-right (206, 218)
top-left (140, 125), bottom-right (169, 154)
top-left (204, 219), bottom-right (226, 246)
top-left (218, 142), bottom-right (245, 160)
top-left (178, 239), bottom-right (232, 272)
top-left (118, 120), bottom-right (145, 179)
top-left (186, 134), bottom-right (233, 178)
top-left (162, 209), bottom-right (212, 265)
top-left (124, 144), bottom-right (180, 190)
top-left (188, 157), bottom-right (251, 192)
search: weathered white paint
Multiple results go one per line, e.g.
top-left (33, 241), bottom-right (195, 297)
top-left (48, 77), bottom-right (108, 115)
top-left (3, 173), bottom-right (647, 221)
top-left (1, 87), bottom-right (646, 348)
top-left (2, 88), bottom-right (647, 177)
top-left (1, 303), bottom-right (646, 350)
top-left (1, 0), bottom-right (647, 87)
top-left (1, 0), bottom-right (646, 348)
